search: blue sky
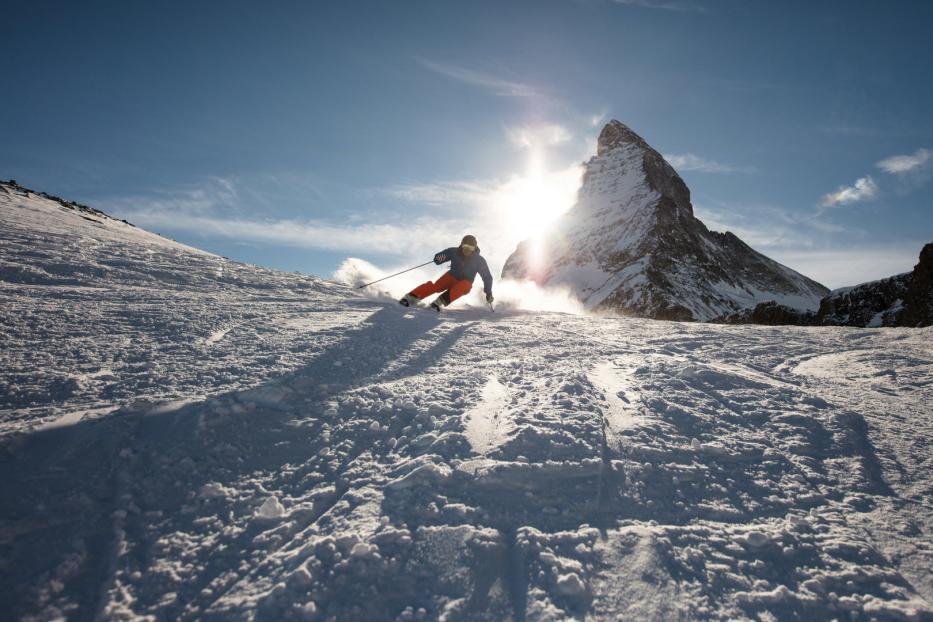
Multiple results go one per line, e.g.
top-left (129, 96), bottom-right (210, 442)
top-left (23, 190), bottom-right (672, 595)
top-left (2, 0), bottom-right (932, 288)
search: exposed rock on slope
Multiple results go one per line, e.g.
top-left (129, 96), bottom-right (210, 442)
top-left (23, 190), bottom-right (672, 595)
top-left (898, 242), bottom-right (933, 327)
top-left (818, 242), bottom-right (933, 327)
top-left (817, 274), bottom-right (911, 328)
top-left (719, 242), bottom-right (933, 328)
top-left (502, 121), bottom-right (829, 321)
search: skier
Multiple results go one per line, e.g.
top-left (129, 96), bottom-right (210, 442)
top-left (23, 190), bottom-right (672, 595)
top-left (399, 234), bottom-right (494, 311)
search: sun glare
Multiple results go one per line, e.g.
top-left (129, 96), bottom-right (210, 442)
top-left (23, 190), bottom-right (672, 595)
top-left (492, 163), bottom-right (582, 240)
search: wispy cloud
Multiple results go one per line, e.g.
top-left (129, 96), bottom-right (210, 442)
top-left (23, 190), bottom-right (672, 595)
top-left (506, 124), bottom-right (573, 149)
top-left (415, 57), bottom-right (538, 97)
top-left (774, 247), bottom-right (922, 290)
top-left (120, 210), bottom-right (459, 257)
top-left (588, 111), bottom-right (608, 127)
top-left (101, 177), bottom-right (456, 257)
top-left (611, 0), bottom-right (707, 13)
top-left (818, 123), bottom-right (915, 138)
top-left (664, 153), bottom-right (756, 174)
top-left (876, 148), bottom-right (931, 175)
top-left (820, 176), bottom-right (878, 208)
top-left (383, 180), bottom-right (488, 207)
top-left (692, 199), bottom-right (921, 288)
top-left (696, 202), bottom-right (828, 252)
top-left (122, 176), bottom-right (239, 214)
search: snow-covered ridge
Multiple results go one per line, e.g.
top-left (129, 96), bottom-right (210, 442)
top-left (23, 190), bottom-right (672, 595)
top-left (2, 181), bottom-right (932, 620)
top-left (502, 121), bottom-right (829, 321)
top-left (0, 179), bottom-right (206, 255)
top-left (0, 179), bottom-right (348, 429)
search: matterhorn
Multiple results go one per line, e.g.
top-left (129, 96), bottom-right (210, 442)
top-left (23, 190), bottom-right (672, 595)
top-left (502, 120), bottom-right (829, 320)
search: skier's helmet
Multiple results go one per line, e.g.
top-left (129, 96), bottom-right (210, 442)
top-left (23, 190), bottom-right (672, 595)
top-left (461, 234), bottom-right (477, 247)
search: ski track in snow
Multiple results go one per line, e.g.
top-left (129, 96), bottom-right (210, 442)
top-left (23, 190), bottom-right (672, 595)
top-left (2, 184), bottom-right (933, 621)
top-left (464, 374), bottom-right (511, 456)
top-left (590, 361), bottom-right (642, 444)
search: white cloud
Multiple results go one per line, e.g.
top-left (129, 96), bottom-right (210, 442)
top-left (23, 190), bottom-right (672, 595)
top-left (415, 57), bottom-right (538, 97)
top-left (120, 209), bottom-right (462, 258)
top-left (102, 177), bottom-right (457, 257)
top-left (506, 124), bottom-right (573, 150)
top-left (664, 153), bottom-right (756, 174)
top-left (820, 176), bottom-right (878, 207)
top-left (876, 148), bottom-right (930, 175)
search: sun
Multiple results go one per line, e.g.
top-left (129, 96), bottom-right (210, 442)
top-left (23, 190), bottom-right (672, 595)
top-left (493, 162), bottom-right (582, 240)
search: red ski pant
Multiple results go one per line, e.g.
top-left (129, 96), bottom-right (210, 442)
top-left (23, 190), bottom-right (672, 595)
top-left (410, 272), bottom-right (473, 303)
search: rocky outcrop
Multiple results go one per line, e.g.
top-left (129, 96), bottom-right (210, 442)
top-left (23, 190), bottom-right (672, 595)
top-left (1, 179), bottom-right (136, 227)
top-left (899, 242), bottom-right (933, 327)
top-left (718, 301), bottom-right (813, 326)
top-left (815, 274), bottom-right (910, 327)
top-left (718, 242), bottom-right (933, 328)
top-left (502, 121), bottom-right (829, 321)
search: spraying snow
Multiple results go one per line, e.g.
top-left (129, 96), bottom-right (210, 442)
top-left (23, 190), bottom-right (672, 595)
top-left (334, 257), bottom-right (586, 315)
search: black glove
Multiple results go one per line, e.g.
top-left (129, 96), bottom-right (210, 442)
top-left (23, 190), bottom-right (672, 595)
top-left (486, 292), bottom-right (494, 303)
top-left (434, 253), bottom-right (447, 265)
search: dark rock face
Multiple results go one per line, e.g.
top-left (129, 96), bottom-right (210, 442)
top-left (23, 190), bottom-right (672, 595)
top-left (717, 301), bottom-right (813, 326)
top-left (722, 243), bottom-right (933, 328)
top-left (816, 274), bottom-right (910, 327)
top-left (899, 242), bottom-right (933, 327)
top-left (502, 121), bottom-right (829, 321)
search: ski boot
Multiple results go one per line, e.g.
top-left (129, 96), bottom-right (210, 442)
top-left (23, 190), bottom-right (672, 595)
top-left (430, 292), bottom-right (451, 312)
top-left (399, 293), bottom-right (420, 307)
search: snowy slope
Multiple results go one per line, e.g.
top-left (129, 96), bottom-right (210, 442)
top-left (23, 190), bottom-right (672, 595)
top-left (502, 121), bottom-right (829, 321)
top-left (2, 181), bottom-right (933, 621)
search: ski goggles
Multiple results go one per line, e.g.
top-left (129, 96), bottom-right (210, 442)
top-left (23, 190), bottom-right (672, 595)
top-left (461, 243), bottom-right (476, 252)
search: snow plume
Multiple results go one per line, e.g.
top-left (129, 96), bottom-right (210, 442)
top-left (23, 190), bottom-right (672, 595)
top-left (334, 259), bottom-right (585, 314)
top-left (333, 257), bottom-right (382, 289)
top-left (333, 257), bottom-right (395, 301)
top-left (333, 257), bottom-right (438, 302)
top-left (493, 279), bottom-right (586, 314)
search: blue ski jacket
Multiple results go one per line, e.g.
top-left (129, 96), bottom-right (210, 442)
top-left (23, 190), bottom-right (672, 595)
top-left (434, 247), bottom-right (493, 295)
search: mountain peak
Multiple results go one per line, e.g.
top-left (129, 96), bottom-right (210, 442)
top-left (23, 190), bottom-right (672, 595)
top-left (503, 121), bottom-right (830, 321)
top-left (597, 119), bottom-right (650, 155)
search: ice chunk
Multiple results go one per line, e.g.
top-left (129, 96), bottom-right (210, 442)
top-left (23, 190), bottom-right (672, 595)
top-left (556, 572), bottom-right (586, 597)
top-left (256, 497), bottom-right (286, 521)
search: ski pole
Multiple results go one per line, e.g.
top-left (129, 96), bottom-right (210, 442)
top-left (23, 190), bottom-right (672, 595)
top-left (356, 261), bottom-right (434, 289)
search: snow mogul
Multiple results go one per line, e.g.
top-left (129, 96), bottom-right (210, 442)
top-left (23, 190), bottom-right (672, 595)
top-left (399, 234), bottom-right (494, 312)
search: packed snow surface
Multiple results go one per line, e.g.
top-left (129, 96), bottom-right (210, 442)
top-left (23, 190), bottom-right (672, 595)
top-left (2, 183), bottom-right (933, 621)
